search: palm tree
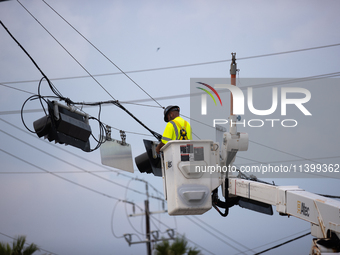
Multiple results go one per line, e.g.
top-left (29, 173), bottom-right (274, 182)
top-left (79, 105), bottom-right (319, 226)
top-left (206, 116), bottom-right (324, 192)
top-left (0, 235), bottom-right (40, 255)
top-left (154, 236), bottom-right (201, 255)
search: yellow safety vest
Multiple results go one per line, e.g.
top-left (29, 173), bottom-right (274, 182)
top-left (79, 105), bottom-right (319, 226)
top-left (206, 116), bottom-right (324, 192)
top-left (161, 117), bottom-right (191, 144)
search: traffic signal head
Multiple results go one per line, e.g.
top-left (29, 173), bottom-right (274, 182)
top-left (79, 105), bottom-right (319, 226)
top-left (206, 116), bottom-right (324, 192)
top-left (33, 100), bottom-right (92, 152)
top-left (135, 139), bottom-right (162, 177)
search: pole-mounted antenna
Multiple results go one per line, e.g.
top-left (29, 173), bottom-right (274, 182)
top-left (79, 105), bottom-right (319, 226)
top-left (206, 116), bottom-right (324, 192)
top-left (230, 53), bottom-right (237, 135)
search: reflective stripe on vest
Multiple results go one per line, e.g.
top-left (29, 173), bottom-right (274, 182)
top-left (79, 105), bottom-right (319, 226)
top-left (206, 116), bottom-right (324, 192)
top-left (170, 119), bottom-right (188, 140)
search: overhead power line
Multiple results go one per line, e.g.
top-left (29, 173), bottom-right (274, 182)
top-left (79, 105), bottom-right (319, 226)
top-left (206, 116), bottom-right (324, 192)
top-left (185, 216), bottom-right (247, 254)
top-left (16, 0), bottom-right (117, 102)
top-left (317, 194), bottom-right (340, 199)
top-left (41, 0), bottom-right (163, 109)
top-left (0, 147), bottom-right (123, 201)
top-left (2, 43), bottom-right (340, 85)
top-left (0, 231), bottom-right (57, 255)
top-left (1, 18), bottom-right (162, 140)
top-left (0, 117), bottom-right (164, 198)
top-left (2, 71), bottom-right (340, 117)
top-left (248, 140), bottom-right (340, 179)
top-left (148, 215), bottom-right (215, 255)
top-left (237, 155), bottom-right (340, 166)
top-left (190, 215), bottom-right (255, 254)
top-left (233, 228), bottom-right (311, 255)
top-left (254, 232), bottom-right (311, 255)
top-left (0, 170), bottom-right (115, 174)
top-left (0, 82), bottom-right (34, 94)
top-left (237, 43), bottom-right (340, 60)
top-left (0, 127), bottom-right (149, 197)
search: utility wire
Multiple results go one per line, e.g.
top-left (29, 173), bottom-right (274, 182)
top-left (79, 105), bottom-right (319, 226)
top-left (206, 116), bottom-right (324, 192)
top-left (18, 0), bottom-right (161, 140)
top-left (177, 233), bottom-right (215, 255)
top-left (0, 117), bottom-right (164, 199)
top-left (317, 194), bottom-right (340, 199)
top-left (4, 9), bottom-right (333, 251)
top-left (148, 215), bottom-right (215, 255)
top-left (237, 43), bottom-right (340, 61)
top-left (0, 21), bottom-right (62, 98)
top-left (1, 71), bottom-right (339, 118)
top-left (190, 215), bottom-right (255, 254)
top-left (41, 0), bottom-right (163, 109)
top-left (124, 179), bottom-right (146, 236)
top-left (233, 228), bottom-right (311, 255)
top-left (254, 232), bottom-right (311, 255)
top-left (0, 231), bottom-right (58, 255)
top-left (0, 21), bottom-right (48, 86)
top-left (0, 127), bottom-right (149, 196)
top-left (3, 71), bottom-right (340, 103)
top-left (16, 0), bottom-right (115, 101)
top-left (0, 82), bottom-right (34, 95)
top-left (0, 170), bottom-right (115, 174)
top-left (184, 216), bottom-right (246, 254)
top-left (237, 155), bottom-right (340, 166)
top-left (111, 200), bottom-right (143, 240)
top-left (0, 147), bottom-right (123, 201)
top-left (15, 1), bottom-right (161, 140)
top-left (2, 42), bottom-right (340, 85)
top-left (248, 140), bottom-right (340, 179)
top-left (0, 124), bottom-right (328, 255)
top-left (2, 70), bottom-right (340, 115)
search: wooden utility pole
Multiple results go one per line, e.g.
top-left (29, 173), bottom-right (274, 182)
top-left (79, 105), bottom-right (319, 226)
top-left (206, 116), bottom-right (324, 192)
top-left (145, 199), bottom-right (151, 255)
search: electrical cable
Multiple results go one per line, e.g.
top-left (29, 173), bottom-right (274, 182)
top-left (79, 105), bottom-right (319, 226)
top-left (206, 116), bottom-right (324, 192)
top-left (15, 1), bottom-right (162, 141)
top-left (232, 228), bottom-right (311, 255)
top-left (0, 117), bottom-right (151, 184)
top-left (0, 123), bottom-right (206, 255)
top-left (2, 8), bottom-right (339, 252)
top-left (0, 127), bottom-right (148, 196)
top-left (0, 136), bottom-right (150, 244)
top-left (2, 42), bottom-right (340, 85)
top-left (0, 118), bottom-right (170, 243)
top-left (253, 232), bottom-right (311, 255)
top-left (0, 82), bottom-right (34, 95)
top-left (248, 139), bottom-right (340, 179)
top-left (184, 216), bottom-right (246, 254)
top-left (0, 147), bottom-right (123, 201)
top-left (111, 200), bottom-right (143, 241)
top-left (0, 118), bottom-right (166, 202)
top-left (16, 0), bottom-right (115, 102)
top-left (2, 71), bottom-right (340, 117)
top-left (6, 14), bottom-right (332, 253)
top-left (317, 194), bottom-right (340, 199)
top-left (237, 155), bottom-right (340, 166)
top-left (41, 0), bottom-right (163, 109)
top-left (7, 4), bottom-right (160, 142)
top-left (0, 20), bottom-right (108, 151)
top-left (111, 201), bottom-right (125, 239)
top-left (0, 170), bottom-right (115, 174)
top-left (0, 231), bottom-right (58, 255)
top-left (0, 21), bottom-right (61, 99)
top-left (148, 215), bottom-right (215, 255)
top-left (124, 179), bottom-right (146, 236)
top-left (190, 215), bottom-right (255, 254)
top-left (236, 155), bottom-right (267, 165)
top-left (237, 43), bottom-right (340, 60)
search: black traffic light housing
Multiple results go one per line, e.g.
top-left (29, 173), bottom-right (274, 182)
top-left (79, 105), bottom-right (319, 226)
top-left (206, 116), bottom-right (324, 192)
top-left (135, 139), bottom-right (162, 177)
top-left (33, 100), bottom-right (92, 152)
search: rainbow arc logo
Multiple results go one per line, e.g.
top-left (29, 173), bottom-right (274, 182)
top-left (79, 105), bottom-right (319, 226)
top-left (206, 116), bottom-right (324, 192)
top-left (196, 82), bottom-right (222, 115)
top-left (196, 82), bottom-right (222, 106)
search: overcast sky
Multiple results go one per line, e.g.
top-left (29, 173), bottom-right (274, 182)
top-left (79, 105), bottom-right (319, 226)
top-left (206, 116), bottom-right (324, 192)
top-left (1, 1), bottom-right (340, 254)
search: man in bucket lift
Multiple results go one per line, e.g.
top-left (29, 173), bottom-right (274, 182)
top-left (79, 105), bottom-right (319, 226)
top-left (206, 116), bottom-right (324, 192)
top-left (156, 105), bottom-right (192, 154)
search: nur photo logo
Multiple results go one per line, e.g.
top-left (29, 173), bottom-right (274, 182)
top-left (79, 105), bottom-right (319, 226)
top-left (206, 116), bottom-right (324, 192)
top-left (193, 79), bottom-right (312, 129)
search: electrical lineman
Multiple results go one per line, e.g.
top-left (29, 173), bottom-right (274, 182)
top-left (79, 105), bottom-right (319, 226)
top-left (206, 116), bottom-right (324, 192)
top-left (156, 105), bottom-right (192, 154)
